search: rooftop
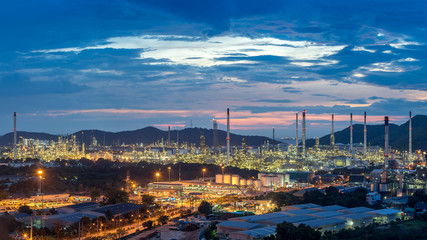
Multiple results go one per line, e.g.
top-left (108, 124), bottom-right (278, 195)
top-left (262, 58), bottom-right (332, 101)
top-left (308, 211), bottom-right (345, 218)
top-left (282, 209), bottom-right (318, 215)
top-left (281, 203), bottom-right (320, 211)
top-left (232, 226), bottom-right (276, 238)
top-left (336, 213), bottom-right (375, 221)
top-left (297, 217), bottom-right (346, 228)
top-left (217, 221), bottom-right (265, 230)
top-left (309, 205), bottom-right (347, 211)
top-left (63, 202), bottom-right (98, 210)
top-left (264, 214), bottom-right (319, 225)
top-left (367, 209), bottom-right (402, 216)
top-left (339, 207), bottom-right (373, 214)
top-left (236, 212), bottom-right (291, 222)
top-left (91, 203), bottom-right (141, 215)
top-left (52, 211), bottom-right (104, 223)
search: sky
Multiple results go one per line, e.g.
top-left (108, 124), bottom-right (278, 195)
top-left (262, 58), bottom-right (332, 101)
top-left (1, 0), bottom-right (427, 138)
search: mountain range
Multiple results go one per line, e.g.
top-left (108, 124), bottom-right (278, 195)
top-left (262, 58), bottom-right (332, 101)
top-left (306, 115), bottom-right (427, 151)
top-left (0, 127), bottom-right (280, 147)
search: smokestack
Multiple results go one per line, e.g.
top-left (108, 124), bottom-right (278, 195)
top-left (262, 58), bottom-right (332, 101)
top-left (227, 108), bottom-right (230, 165)
top-left (364, 112), bottom-right (367, 154)
top-left (350, 113), bottom-right (353, 156)
top-left (409, 111), bottom-right (412, 155)
top-left (168, 126), bottom-right (171, 147)
top-left (213, 119), bottom-right (218, 152)
top-left (177, 130), bottom-right (179, 149)
top-left (330, 114), bottom-right (335, 150)
top-left (384, 116), bottom-right (389, 169)
top-left (302, 110), bottom-right (306, 157)
top-left (296, 113), bottom-right (299, 151)
top-left (272, 127), bottom-right (275, 141)
top-left (13, 112), bottom-right (17, 160)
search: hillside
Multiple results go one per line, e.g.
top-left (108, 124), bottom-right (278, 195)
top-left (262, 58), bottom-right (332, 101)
top-left (306, 115), bottom-right (427, 151)
top-left (0, 127), bottom-right (281, 147)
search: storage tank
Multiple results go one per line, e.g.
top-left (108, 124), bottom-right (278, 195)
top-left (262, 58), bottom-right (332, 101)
top-left (215, 174), bottom-right (223, 184)
top-left (223, 174), bottom-right (231, 184)
top-left (261, 175), bottom-right (272, 187)
top-left (370, 183), bottom-right (378, 192)
top-left (254, 180), bottom-right (262, 189)
top-left (284, 174), bottom-right (290, 184)
top-left (247, 179), bottom-right (254, 187)
top-left (232, 175), bottom-right (240, 185)
top-left (240, 179), bottom-right (247, 186)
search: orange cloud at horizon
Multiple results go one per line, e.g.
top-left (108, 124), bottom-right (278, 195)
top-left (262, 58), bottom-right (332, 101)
top-left (42, 108), bottom-right (409, 130)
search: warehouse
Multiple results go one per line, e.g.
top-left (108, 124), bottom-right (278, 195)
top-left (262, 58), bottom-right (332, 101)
top-left (366, 209), bottom-right (403, 224)
top-left (296, 217), bottom-right (347, 233)
top-left (216, 221), bottom-right (266, 235)
top-left (220, 204), bottom-right (403, 240)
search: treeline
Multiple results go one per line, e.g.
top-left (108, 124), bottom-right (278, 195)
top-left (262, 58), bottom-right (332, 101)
top-left (321, 217), bottom-right (427, 240)
top-left (0, 158), bottom-right (258, 197)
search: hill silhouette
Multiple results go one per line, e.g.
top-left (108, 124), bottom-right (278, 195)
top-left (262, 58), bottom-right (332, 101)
top-left (0, 127), bottom-right (281, 147)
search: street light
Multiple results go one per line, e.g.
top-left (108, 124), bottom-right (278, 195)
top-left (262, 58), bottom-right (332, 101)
top-left (155, 172), bottom-right (160, 188)
top-left (222, 166), bottom-right (225, 175)
top-left (202, 168), bottom-right (206, 182)
top-left (168, 166), bottom-right (171, 182)
top-left (37, 170), bottom-right (43, 211)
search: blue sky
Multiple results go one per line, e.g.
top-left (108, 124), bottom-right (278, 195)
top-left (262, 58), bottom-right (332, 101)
top-left (1, 0), bottom-right (427, 138)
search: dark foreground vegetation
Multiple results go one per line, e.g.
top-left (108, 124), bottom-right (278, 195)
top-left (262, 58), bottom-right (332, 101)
top-left (0, 157), bottom-right (258, 198)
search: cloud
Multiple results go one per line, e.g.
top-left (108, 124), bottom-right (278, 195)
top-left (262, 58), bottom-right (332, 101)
top-left (282, 87), bottom-right (302, 93)
top-left (0, 73), bottom-right (85, 96)
top-left (251, 99), bottom-right (296, 103)
top-left (1, 0), bottom-right (427, 138)
top-left (35, 35), bottom-right (346, 67)
top-left (45, 108), bottom-right (217, 117)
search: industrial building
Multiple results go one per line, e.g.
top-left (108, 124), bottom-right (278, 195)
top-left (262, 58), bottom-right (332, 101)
top-left (220, 204), bottom-right (404, 240)
top-left (146, 180), bottom-right (245, 197)
top-left (18, 202), bottom-right (142, 229)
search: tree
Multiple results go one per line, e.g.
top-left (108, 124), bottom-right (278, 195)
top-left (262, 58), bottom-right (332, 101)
top-left (141, 194), bottom-right (155, 205)
top-left (325, 186), bottom-right (339, 197)
top-left (105, 209), bottom-right (114, 221)
top-left (49, 207), bottom-right (57, 215)
top-left (103, 189), bottom-right (129, 205)
top-left (54, 220), bottom-right (64, 239)
top-left (90, 188), bottom-right (102, 201)
top-left (198, 201), bottom-right (213, 216)
top-left (158, 215), bottom-right (169, 225)
top-left (143, 220), bottom-right (153, 230)
top-left (303, 190), bottom-right (324, 205)
top-left (275, 222), bottom-right (320, 240)
top-left (267, 192), bottom-right (301, 208)
top-left (18, 205), bottom-right (33, 215)
top-left (0, 190), bottom-right (8, 200)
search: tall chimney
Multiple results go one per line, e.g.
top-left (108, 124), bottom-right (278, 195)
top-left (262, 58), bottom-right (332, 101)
top-left (168, 126), bottom-right (171, 147)
top-left (384, 116), bottom-right (389, 169)
top-left (226, 108), bottom-right (230, 165)
top-left (213, 119), bottom-right (218, 152)
top-left (350, 113), bottom-right (353, 156)
top-left (13, 112), bottom-right (17, 160)
top-left (295, 113), bottom-right (299, 151)
top-left (409, 111), bottom-right (412, 155)
top-left (176, 130), bottom-right (179, 149)
top-left (272, 127), bottom-right (275, 141)
top-left (302, 110), bottom-right (306, 157)
top-left (330, 114), bottom-right (335, 150)
top-left (364, 112), bottom-right (367, 154)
